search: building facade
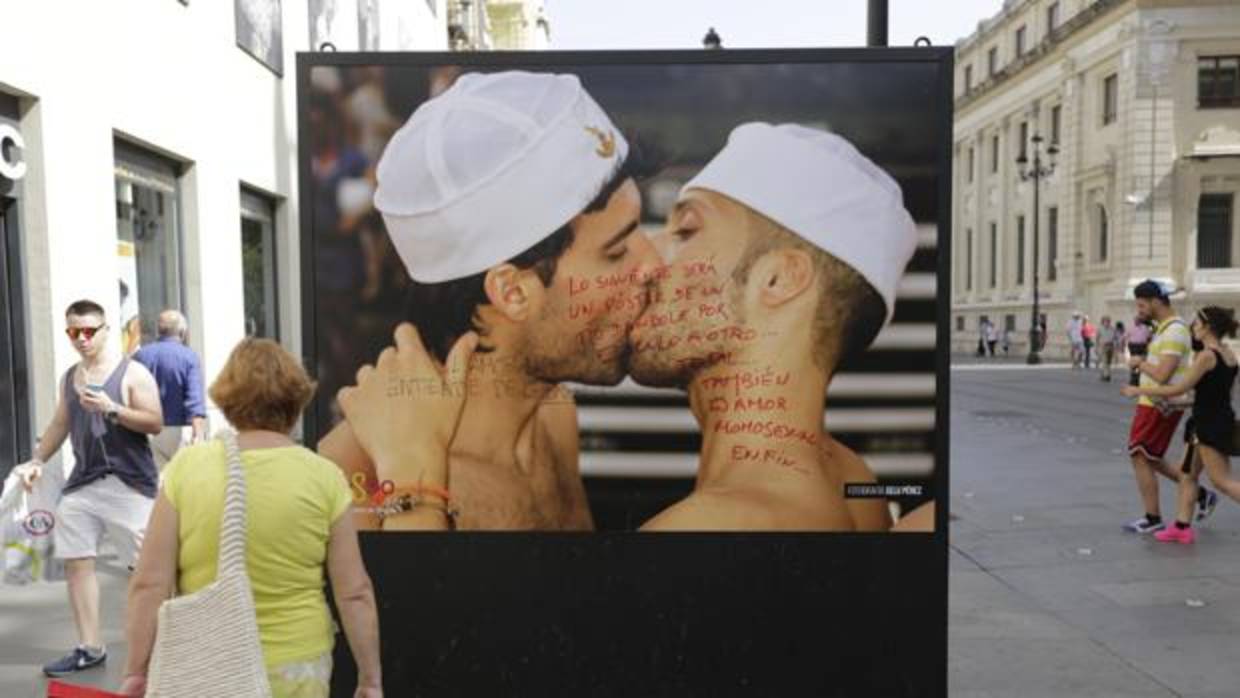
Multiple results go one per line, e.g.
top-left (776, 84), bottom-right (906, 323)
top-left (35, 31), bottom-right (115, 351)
top-left (951, 0), bottom-right (1240, 357)
top-left (0, 0), bottom-right (469, 476)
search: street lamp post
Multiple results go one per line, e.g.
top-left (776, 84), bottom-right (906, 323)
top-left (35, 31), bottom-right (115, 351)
top-left (1016, 134), bottom-right (1057, 364)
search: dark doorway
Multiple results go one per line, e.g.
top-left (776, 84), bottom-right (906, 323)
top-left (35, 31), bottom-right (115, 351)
top-left (0, 196), bottom-right (31, 478)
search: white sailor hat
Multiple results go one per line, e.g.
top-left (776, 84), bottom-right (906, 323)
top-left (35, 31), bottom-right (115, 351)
top-left (374, 70), bottom-right (628, 283)
top-left (682, 122), bottom-right (918, 326)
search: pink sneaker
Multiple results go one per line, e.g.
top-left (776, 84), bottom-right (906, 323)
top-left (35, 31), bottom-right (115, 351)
top-left (1154, 525), bottom-right (1195, 544)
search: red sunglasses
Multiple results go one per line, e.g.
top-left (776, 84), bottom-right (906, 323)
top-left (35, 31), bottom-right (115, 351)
top-left (65, 325), bottom-right (106, 341)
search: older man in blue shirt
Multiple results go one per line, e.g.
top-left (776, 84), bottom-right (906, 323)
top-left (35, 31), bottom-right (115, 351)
top-left (132, 310), bottom-right (207, 469)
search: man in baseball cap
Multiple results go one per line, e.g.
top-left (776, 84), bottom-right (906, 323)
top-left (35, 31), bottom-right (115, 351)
top-left (319, 70), bottom-right (663, 530)
top-left (628, 122), bottom-right (923, 531)
top-left (1123, 278), bottom-right (1219, 533)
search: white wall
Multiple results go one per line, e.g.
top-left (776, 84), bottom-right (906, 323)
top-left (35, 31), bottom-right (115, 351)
top-left (0, 0), bottom-right (446, 454)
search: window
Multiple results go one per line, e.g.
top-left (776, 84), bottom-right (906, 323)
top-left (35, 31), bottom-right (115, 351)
top-left (240, 188), bottom-right (279, 339)
top-left (1197, 193), bottom-right (1235, 269)
top-left (956, 316), bottom-right (965, 331)
top-left (1016, 215), bottom-right (1025, 285)
top-left (1015, 26), bottom-right (1026, 57)
top-left (992, 134), bottom-right (1000, 173)
top-left (966, 228), bottom-right (973, 290)
top-left (235, 0), bottom-right (285, 74)
top-left (1050, 104), bottom-right (1062, 145)
top-left (1094, 204), bottom-right (1109, 263)
top-left (989, 223), bottom-right (998, 288)
top-left (1019, 121), bottom-right (1028, 160)
top-left (988, 47), bottom-right (998, 76)
top-left (1047, 2), bottom-right (1060, 34)
top-left (1102, 74), bottom-right (1118, 125)
top-left (968, 147), bottom-right (975, 183)
top-left (1198, 56), bottom-right (1240, 108)
top-left (1047, 207), bottom-right (1058, 281)
top-left (1004, 314), bottom-right (1016, 332)
top-left (965, 64), bottom-right (973, 92)
top-left (114, 141), bottom-right (184, 352)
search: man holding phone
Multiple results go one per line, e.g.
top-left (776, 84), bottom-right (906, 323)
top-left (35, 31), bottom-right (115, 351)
top-left (14, 299), bottom-right (163, 677)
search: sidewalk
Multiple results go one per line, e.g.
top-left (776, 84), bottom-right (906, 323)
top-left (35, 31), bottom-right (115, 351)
top-left (949, 364), bottom-right (1240, 697)
top-left (0, 558), bottom-right (131, 697)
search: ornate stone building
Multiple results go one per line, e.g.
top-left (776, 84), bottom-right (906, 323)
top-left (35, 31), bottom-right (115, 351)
top-left (951, 0), bottom-right (1240, 357)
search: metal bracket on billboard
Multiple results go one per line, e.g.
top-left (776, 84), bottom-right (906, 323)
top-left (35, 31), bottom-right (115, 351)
top-left (318, 42), bottom-right (338, 52)
top-left (914, 37), bottom-right (932, 47)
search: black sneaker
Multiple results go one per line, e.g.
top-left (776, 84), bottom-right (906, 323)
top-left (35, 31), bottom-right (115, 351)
top-left (42, 646), bottom-right (106, 677)
top-left (1196, 489), bottom-right (1220, 523)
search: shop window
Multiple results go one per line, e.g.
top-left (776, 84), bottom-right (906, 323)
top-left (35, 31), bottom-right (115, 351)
top-left (241, 188), bottom-right (280, 339)
top-left (114, 141), bottom-right (184, 353)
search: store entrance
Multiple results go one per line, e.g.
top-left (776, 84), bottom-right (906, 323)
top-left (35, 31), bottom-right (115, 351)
top-left (0, 196), bottom-right (30, 477)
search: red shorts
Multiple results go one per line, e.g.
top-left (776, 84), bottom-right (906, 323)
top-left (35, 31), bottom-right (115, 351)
top-left (1128, 405), bottom-right (1183, 460)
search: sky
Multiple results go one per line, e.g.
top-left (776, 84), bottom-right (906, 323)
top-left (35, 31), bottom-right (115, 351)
top-left (545, 0), bottom-right (1005, 50)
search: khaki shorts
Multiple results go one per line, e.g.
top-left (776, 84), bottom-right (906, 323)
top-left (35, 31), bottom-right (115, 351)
top-left (150, 425), bottom-right (192, 471)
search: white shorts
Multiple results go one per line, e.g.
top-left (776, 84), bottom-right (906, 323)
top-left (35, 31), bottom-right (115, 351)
top-left (54, 475), bottom-right (154, 567)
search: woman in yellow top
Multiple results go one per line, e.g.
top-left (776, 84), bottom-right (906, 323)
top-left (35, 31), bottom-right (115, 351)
top-left (119, 339), bottom-right (384, 697)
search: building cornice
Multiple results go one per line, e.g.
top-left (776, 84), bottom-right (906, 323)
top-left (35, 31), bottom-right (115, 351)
top-left (956, 0), bottom-right (1130, 112)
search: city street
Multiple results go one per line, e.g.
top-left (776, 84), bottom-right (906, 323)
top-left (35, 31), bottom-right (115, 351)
top-left (3, 363), bottom-right (1239, 696)
top-left (950, 362), bottom-right (1240, 697)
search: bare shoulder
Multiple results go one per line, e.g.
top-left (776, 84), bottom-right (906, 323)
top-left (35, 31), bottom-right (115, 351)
top-left (640, 490), bottom-right (771, 531)
top-left (123, 359), bottom-right (159, 400)
top-left (820, 435), bottom-right (875, 480)
top-left (641, 487), bottom-right (852, 532)
top-left (1195, 349), bottom-right (1218, 369)
top-left (124, 358), bottom-right (157, 385)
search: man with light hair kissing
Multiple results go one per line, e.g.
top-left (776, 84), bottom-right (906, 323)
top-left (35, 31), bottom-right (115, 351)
top-left (626, 123), bottom-right (924, 531)
top-left (319, 71), bottom-right (662, 530)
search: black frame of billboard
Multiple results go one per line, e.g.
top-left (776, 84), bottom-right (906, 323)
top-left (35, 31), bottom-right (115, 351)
top-left (297, 48), bottom-right (952, 697)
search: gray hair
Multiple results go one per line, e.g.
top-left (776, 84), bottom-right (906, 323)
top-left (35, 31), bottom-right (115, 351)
top-left (157, 310), bottom-right (188, 340)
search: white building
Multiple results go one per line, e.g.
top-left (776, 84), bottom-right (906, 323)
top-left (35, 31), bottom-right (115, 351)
top-left (487, 0), bottom-right (551, 51)
top-left (0, 0), bottom-right (454, 473)
top-left (951, 0), bottom-right (1240, 357)
top-left (446, 0), bottom-right (550, 51)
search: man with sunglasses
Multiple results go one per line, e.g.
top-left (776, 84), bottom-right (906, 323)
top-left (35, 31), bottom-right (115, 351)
top-left (15, 299), bottom-right (163, 677)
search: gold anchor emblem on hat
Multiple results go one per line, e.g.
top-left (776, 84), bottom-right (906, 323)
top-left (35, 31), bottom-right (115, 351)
top-left (585, 126), bottom-right (616, 158)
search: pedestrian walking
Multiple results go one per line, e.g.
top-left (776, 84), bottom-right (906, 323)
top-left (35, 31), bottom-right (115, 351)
top-left (1082, 315), bottom-right (1096, 370)
top-left (1067, 312), bottom-right (1084, 368)
top-left (132, 310), bottom-right (208, 470)
top-left (986, 321), bottom-right (999, 357)
top-left (1122, 280), bottom-right (1218, 534)
top-left (15, 300), bottom-right (164, 678)
top-left (119, 339), bottom-right (383, 698)
top-left (1127, 317), bottom-right (1153, 387)
top-left (1123, 306), bottom-right (1240, 544)
top-left (1098, 315), bottom-right (1117, 381)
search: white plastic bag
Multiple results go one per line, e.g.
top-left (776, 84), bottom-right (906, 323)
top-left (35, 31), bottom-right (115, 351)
top-left (0, 462), bottom-right (67, 584)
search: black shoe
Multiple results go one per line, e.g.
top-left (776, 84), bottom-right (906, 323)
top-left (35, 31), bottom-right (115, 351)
top-left (43, 646), bottom-right (106, 677)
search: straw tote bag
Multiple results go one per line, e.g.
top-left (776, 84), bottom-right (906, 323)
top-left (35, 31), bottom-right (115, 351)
top-left (146, 431), bottom-right (272, 697)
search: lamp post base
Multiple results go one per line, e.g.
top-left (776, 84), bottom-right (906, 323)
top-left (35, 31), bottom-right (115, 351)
top-left (1026, 350), bottom-right (1042, 365)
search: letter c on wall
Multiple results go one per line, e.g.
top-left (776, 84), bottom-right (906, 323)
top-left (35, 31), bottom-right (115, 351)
top-left (0, 123), bottom-right (27, 181)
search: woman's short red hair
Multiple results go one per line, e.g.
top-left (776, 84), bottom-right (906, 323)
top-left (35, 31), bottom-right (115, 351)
top-left (209, 338), bottom-right (316, 433)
